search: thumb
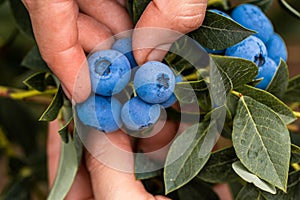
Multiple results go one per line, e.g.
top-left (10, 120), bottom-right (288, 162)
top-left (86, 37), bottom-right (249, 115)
top-left (132, 0), bottom-right (207, 65)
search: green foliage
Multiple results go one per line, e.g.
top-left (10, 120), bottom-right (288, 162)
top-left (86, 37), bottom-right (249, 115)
top-left (39, 86), bottom-right (64, 121)
top-left (21, 45), bottom-right (50, 72)
top-left (266, 60), bottom-right (289, 98)
top-left (197, 146), bottom-right (238, 183)
top-left (189, 11), bottom-right (255, 50)
top-left (232, 96), bottom-right (290, 192)
top-left (1, 0), bottom-right (300, 199)
top-left (47, 133), bottom-right (82, 200)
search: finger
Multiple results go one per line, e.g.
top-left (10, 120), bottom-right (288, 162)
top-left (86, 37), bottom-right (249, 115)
top-left (85, 130), bottom-right (171, 200)
top-left (132, 0), bottom-right (207, 65)
top-left (77, 13), bottom-right (114, 52)
top-left (22, 0), bottom-right (90, 103)
top-left (76, 0), bottom-right (133, 37)
top-left (137, 120), bottom-right (178, 161)
top-left (213, 184), bottom-right (233, 200)
top-left (47, 120), bottom-right (93, 199)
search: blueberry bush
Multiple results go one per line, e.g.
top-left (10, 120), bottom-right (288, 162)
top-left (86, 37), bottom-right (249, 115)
top-left (1, 0), bottom-right (300, 199)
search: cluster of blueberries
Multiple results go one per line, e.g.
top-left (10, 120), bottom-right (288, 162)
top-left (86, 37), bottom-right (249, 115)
top-left (207, 4), bottom-right (288, 89)
top-left (77, 4), bottom-right (288, 133)
top-left (76, 38), bottom-right (181, 133)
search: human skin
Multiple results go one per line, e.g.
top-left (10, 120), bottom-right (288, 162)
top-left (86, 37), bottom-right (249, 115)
top-left (23, 0), bottom-right (232, 199)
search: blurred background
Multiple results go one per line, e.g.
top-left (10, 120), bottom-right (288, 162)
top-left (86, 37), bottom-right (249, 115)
top-left (0, 0), bottom-right (299, 199)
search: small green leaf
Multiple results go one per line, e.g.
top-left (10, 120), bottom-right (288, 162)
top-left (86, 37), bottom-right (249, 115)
top-left (190, 11), bottom-right (255, 50)
top-left (39, 86), bottom-right (63, 121)
top-left (9, 0), bottom-right (34, 38)
top-left (177, 178), bottom-right (219, 200)
top-left (134, 152), bottom-right (161, 180)
top-left (232, 161), bottom-right (277, 194)
top-left (198, 146), bottom-right (239, 183)
top-left (21, 45), bottom-right (50, 72)
top-left (47, 134), bottom-right (81, 200)
top-left (235, 85), bottom-right (296, 124)
top-left (232, 96), bottom-right (291, 192)
top-left (164, 122), bottom-right (212, 194)
top-left (266, 59), bottom-right (289, 99)
top-left (283, 74), bottom-right (300, 103)
top-left (236, 183), bottom-right (265, 200)
top-left (23, 72), bottom-right (49, 92)
top-left (58, 117), bottom-right (73, 143)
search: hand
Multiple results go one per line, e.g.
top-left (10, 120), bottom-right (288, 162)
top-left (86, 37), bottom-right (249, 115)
top-left (23, 0), bottom-right (233, 199)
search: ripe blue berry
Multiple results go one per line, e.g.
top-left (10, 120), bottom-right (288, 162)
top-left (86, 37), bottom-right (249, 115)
top-left (88, 49), bottom-right (131, 96)
top-left (134, 61), bottom-right (176, 104)
top-left (225, 36), bottom-right (267, 66)
top-left (231, 4), bottom-right (274, 43)
top-left (266, 33), bottom-right (287, 65)
top-left (112, 38), bottom-right (138, 68)
top-left (76, 94), bottom-right (122, 133)
top-left (160, 75), bottom-right (183, 108)
top-left (121, 97), bottom-right (161, 131)
top-left (255, 57), bottom-right (277, 90)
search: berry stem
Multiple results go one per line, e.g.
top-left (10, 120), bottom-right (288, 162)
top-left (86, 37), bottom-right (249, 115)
top-left (0, 85), bottom-right (57, 104)
top-left (230, 90), bottom-right (242, 98)
top-left (293, 111), bottom-right (300, 118)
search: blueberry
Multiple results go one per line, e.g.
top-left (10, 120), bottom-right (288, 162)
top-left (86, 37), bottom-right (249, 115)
top-left (266, 33), bottom-right (288, 65)
top-left (255, 57), bottom-right (278, 90)
top-left (76, 94), bottom-right (122, 133)
top-left (231, 4), bottom-right (274, 43)
top-left (112, 38), bottom-right (138, 68)
top-left (121, 97), bottom-right (161, 131)
top-left (225, 35), bottom-right (267, 66)
top-left (134, 61), bottom-right (176, 104)
top-left (88, 49), bottom-right (131, 96)
top-left (160, 75), bottom-right (183, 108)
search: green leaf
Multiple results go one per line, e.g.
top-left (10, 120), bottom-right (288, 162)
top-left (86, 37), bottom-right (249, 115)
top-left (164, 122), bottom-right (212, 194)
top-left (261, 170), bottom-right (300, 200)
top-left (232, 96), bottom-right (291, 192)
top-left (177, 178), bottom-right (219, 200)
top-left (174, 80), bottom-right (208, 105)
top-left (283, 74), bottom-right (300, 103)
top-left (210, 55), bottom-right (258, 88)
top-left (167, 35), bottom-right (210, 71)
top-left (232, 161), bottom-right (277, 194)
top-left (9, 0), bottom-right (34, 38)
top-left (209, 55), bottom-right (258, 106)
top-left (266, 60), bottom-right (289, 99)
top-left (58, 116), bottom-right (73, 143)
top-left (235, 85), bottom-right (296, 124)
top-left (134, 152), bottom-right (161, 180)
top-left (47, 133), bottom-right (81, 200)
top-left (236, 184), bottom-right (265, 200)
top-left (197, 146), bottom-right (239, 183)
top-left (39, 86), bottom-right (64, 121)
top-left (23, 72), bottom-right (50, 92)
top-left (189, 11), bottom-right (255, 50)
top-left (21, 45), bottom-right (50, 72)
